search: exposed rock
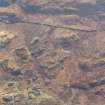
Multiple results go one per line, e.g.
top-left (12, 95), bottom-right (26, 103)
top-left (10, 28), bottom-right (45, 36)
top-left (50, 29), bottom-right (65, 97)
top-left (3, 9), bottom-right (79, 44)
top-left (30, 47), bottom-right (46, 58)
top-left (29, 36), bottom-right (46, 58)
top-left (0, 0), bottom-right (105, 105)
top-left (30, 36), bottom-right (39, 45)
top-left (2, 96), bottom-right (13, 102)
top-left (0, 59), bottom-right (9, 72)
top-left (79, 59), bottom-right (105, 72)
top-left (79, 61), bottom-right (91, 72)
top-left (15, 47), bottom-right (29, 60)
top-left (71, 77), bottom-right (105, 91)
top-left (0, 31), bottom-right (16, 48)
top-left (10, 67), bottom-right (23, 77)
top-left (15, 47), bottom-right (31, 65)
top-left (28, 87), bottom-right (41, 99)
top-left (54, 35), bottom-right (80, 49)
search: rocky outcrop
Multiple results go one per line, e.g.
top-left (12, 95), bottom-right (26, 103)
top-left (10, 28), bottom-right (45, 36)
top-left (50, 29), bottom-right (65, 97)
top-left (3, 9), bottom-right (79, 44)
top-left (0, 31), bottom-right (16, 48)
top-left (0, 0), bottom-right (105, 105)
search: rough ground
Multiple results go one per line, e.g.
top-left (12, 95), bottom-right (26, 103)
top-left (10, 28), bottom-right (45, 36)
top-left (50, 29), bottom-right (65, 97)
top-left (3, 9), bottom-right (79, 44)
top-left (0, 0), bottom-right (105, 105)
